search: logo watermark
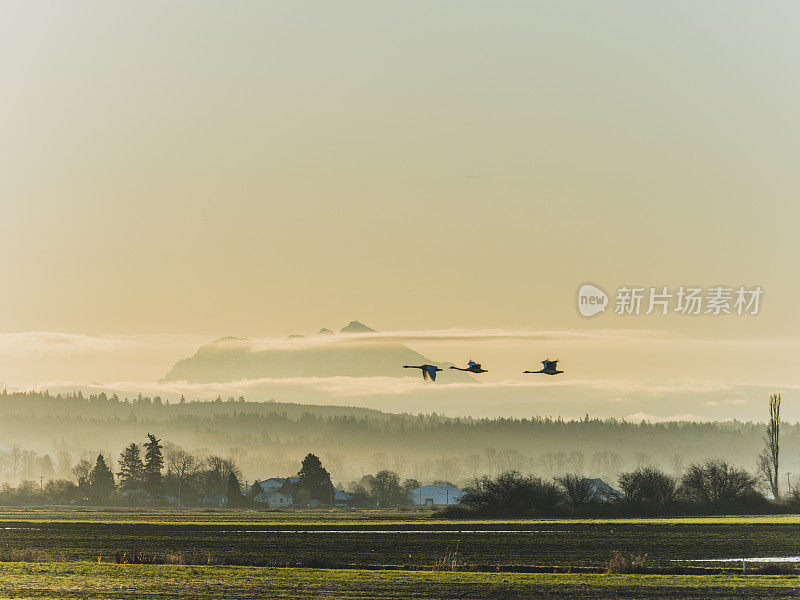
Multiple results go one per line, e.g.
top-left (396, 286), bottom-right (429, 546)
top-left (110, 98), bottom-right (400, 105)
top-left (577, 284), bottom-right (762, 317)
top-left (577, 283), bottom-right (609, 317)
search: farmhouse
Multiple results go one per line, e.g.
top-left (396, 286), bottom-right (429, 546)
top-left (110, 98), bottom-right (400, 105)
top-left (254, 490), bottom-right (293, 508)
top-left (254, 476), bottom-right (352, 507)
top-left (410, 484), bottom-right (464, 506)
top-left (257, 477), bottom-right (300, 494)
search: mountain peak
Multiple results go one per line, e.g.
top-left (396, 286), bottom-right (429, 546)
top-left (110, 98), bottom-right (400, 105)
top-left (340, 321), bottom-right (376, 334)
top-left (318, 328), bottom-right (334, 335)
top-left (210, 336), bottom-right (251, 345)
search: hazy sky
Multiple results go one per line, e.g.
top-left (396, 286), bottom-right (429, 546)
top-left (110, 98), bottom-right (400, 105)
top-left (1, 3), bottom-right (798, 416)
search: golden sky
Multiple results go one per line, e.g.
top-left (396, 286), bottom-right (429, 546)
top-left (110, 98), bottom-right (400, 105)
top-left (1, 3), bottom-right (798, 417)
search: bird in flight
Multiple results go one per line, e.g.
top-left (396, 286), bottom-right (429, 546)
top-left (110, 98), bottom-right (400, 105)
top-left (450, 360), bottom-right (488, 374)
top-left (403, 364), bottom-right (443, 381)
top-left (523, 359), bottom-right (564, 375)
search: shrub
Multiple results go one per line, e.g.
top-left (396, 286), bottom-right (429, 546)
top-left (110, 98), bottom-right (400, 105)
top-left (618, 467), bottom-right (676, 509)
top-left (606, 552), bottom-right (648, 574)
top-left (555, 474), bottom-right (598, 507)
top-left (459, 470), bottom-right (561, 517)
top-left (679, 459), bottom-right (761, 505)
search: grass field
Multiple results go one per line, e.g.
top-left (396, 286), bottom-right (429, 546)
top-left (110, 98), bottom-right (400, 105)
top-left (0, 509), bottom-right (798, 570)
top-left (1, 509), bottom-right (799, 598)
top-left (2, 562), bottom-right (800, 599)
top-left (1, 506), bottom-right (800, 525)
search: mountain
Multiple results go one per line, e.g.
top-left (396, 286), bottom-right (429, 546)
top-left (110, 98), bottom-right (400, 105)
top-left (162, 322), bottom-right (473, 383)
top-left (340, 321), bottom-right (376, 333)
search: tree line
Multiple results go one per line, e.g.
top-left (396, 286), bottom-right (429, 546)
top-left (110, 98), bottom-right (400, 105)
top-left (0, 389), bottom-right (796, 488)
top-left (446, 394), bottom-right (790, 517)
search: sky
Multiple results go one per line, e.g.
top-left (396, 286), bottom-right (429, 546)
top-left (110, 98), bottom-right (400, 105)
top-left (1, 2), bottom-right (798, 420)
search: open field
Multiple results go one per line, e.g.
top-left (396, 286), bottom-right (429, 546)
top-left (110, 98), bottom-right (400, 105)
top-left (1, 506), bottom-right (800, 525)
top-left (1, 509), bottom-right (799, 598)
top-left (2, 562), bottom-right (800, 600)
top-left (0, 509), bottom-right (800, 570)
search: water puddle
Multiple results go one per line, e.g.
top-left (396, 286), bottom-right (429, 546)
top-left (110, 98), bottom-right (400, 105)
top-left (675, 556), bottom-right (800, 563)
top-left (216, 529), bottom-right (567, 534)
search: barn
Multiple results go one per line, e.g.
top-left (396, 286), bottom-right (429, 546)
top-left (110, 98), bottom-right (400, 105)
top-left (410, 484), bottom-right (464, 506)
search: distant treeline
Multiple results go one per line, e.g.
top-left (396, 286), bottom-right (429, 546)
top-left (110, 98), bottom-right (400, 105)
top-left (0, 390), bottom-right (792, 486)
top-left (443, 461), bottom-right (790, 518)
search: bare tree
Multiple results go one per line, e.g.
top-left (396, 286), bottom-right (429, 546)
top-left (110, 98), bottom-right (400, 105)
top-left (164, 443), bottom-right (199, 506)
top-left (465, 453), bottom-right (481, 479)
top-left (758, 393), bottom-right (781, 500)
top-left (567, 451), bottom-right (585, 475)
top-left (390, 455), bottom-right (407, 476)
top-left (634, 451), bottom-right (653, 467)
top-left (556, 473), bottom-right (597, 507)
top-left (670, 453), bottom-right (685, 477)
top-left (370, 452), bottom-right (387, 473)
top-left (679, 460), bottom-right (758, 505)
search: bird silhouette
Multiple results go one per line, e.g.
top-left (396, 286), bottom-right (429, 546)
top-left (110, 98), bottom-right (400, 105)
top-left (523, 359), bottom-right (563, 375)
top-left (450, 360), bottom-right (488, 374)
top-left (403, 364), bottom-right (443, 381)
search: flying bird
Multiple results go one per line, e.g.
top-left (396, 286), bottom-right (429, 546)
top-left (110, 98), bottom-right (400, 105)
top-left (523, 359), bottom-right (563, 375)
top-left (403, 364), bottom-right (443, 381)
top-left (450, 360), bottom-right (488, 374)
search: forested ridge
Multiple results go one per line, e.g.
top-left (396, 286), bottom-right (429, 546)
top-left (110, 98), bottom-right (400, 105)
top-left (0, 390), bottom-right (791, 486)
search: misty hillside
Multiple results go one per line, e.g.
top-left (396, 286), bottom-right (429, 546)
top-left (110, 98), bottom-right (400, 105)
top-left (0, 390), bottom-right (794, 489)
top-left (163, 321), bottom-right (473, 383)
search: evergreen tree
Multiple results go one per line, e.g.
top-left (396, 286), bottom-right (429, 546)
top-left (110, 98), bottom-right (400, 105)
top-left (143, 433), bottom-right (164, 496)
top-left (88, 454), bottom-right (115, 503)
top-left (247, 480), bottom-right (262, 502)
top-left (117, 443), bottom-right (144, 490)
top-left (226, 471), bottom-right (245, 507)
top-left (297, 453), bottom-right (333, 504)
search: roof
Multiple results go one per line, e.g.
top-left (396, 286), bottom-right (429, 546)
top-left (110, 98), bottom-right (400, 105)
top-left (582, 478), bottom-right (623, 499)
top-left (259, 490), bottom-right (291, 499)
top-left (411, 484), bottom-right (463, 495)
top-left (259, 476), bottom-right (300, 489)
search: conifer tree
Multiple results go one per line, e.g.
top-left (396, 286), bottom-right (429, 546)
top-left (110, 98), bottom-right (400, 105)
top-left (143, 433), bottom-right (164, 496)
top-left (89, 454), bottom-right (115, 503)
top-left (117, 443), bottom-right (144, 490)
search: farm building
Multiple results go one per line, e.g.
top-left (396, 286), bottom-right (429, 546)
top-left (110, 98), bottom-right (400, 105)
top-left (257, 477), bottom-right (300, 494)
top-left (582, 478), bottom-right (623, 502)
top-left (256, 476), bottom-right (352, 507)
top-left (254, 490), bottom-right (293, 508)
top-left (333, 489), bottom-right (351, 506)
top-left (410, 484), bottom-right (464, 506)
top-left (199, 492), bottom-right (227, 507)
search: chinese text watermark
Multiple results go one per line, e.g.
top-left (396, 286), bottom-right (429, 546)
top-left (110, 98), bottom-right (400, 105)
top-left (578, 284), bottom-right (762, 317)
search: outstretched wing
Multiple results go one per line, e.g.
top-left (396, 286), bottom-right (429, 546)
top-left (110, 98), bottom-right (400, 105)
top-left (426, 365), bottom-right (438, 381)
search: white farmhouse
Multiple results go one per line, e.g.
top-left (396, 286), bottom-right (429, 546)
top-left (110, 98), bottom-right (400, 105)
top-left (259, 478), bottom-right (289, 492)
top-left (254, 490), bottom-right (293, 508)
top-left (410, 484), bottom-right (464, 506)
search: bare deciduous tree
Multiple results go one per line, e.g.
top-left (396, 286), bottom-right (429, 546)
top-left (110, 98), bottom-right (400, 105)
top-left (556, 473), bottom-right (597, 507)
top-left (164, 443), bottom-right (199, 505)
top-left (567, 451), bottom-right (585, 475)
top-left (758, 393), bottom-right (781, 500)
